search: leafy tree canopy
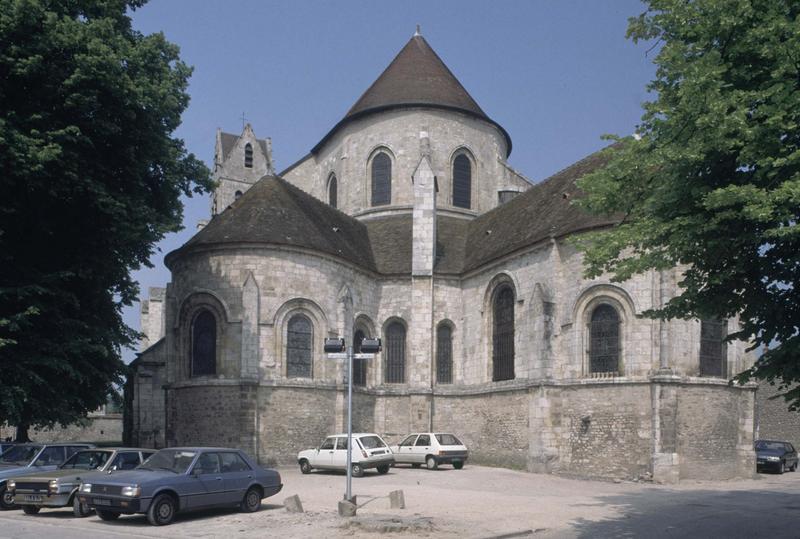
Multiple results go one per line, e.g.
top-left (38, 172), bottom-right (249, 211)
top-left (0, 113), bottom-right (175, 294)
top-left (0, 0), bottom-right (212, 438)
top-left (576, 0), bottom-right (800, 408)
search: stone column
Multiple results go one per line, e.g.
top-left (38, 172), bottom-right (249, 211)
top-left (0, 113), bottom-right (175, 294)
top-left (241, 272), bottom-right (260, 379)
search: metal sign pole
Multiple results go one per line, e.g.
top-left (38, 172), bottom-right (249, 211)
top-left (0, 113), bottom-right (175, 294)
top-left (346, 344), bottom-right (353, 502)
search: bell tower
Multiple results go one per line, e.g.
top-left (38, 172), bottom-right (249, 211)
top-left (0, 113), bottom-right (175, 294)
top-left (211, 123), bottom-right (274, 215)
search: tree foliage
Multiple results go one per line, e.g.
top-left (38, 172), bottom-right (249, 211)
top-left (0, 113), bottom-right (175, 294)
top-left (576, 0), bottom-right (800, 408)
top-left (0, 0), bottom-right (212, 437)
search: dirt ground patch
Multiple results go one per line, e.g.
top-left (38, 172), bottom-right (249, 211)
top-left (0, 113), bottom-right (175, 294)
top-left (1, 464), bottom-right (799, 538)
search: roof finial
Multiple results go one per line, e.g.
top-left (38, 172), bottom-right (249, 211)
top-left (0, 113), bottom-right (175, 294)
top-left (414, 24), bottom-right (421, 37)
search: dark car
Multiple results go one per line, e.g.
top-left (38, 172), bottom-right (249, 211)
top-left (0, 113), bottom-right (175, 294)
top-left (0, 443), bottom-right (94, 510)
top-left (78, 447), bottom-right (283, 525)
top-left (755, 440), bottom-right (798, 474)
top-left (8, 448), bottom-right (154, 516)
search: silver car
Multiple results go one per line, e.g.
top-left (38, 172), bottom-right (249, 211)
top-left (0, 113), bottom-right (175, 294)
top-left (0, 443), bottom-right (94, 510)
top-left (297, 433), bottom-right (394, 477)
top-left (390, 432), bottom-right (468, 470)
top-left (8, 448), bottom-right (153, 516)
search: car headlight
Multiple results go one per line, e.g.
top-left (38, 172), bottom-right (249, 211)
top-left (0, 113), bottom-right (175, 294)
top-left (48, 480), bottom-right (58, 494)
top-left (121, 485), bottom-right (141, 497)
top-left (7, 480), bottom-right (15, 492)
top-left (80, 483), bottom-right (92, 493)
top-left (766, 456), bottom-right (780, 462)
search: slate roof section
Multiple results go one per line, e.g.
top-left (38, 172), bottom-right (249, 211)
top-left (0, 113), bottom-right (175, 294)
top-left (166, 176), bottom-right (376, 271)
top-left (168, 147), bottom-right (618, 275)
top-left (220, 132), bottom-right (270, 162)
top-left (363, 215), bottom-right (469, 275)
top-left (463, 147), bottom-right (620, 272)
top-left (311, 35), bottom-right (512, 156)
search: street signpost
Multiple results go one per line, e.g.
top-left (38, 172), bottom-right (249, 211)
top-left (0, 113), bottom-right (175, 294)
top-left (325, 337), bottom-right (381, 503)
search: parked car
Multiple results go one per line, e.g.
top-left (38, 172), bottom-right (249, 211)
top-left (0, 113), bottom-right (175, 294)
top-left (755, 440), bottom-right (798, 474)
top-left (78, 447), bottom-right (282, 525)
top-left (297, 433), bottom-right (394, 477)
top-left (390, 432), bottom-right (468, 470)
top-left (0, 443), bottom-right (94, 510)
top-left (7, 447), bottom-right (154, 516)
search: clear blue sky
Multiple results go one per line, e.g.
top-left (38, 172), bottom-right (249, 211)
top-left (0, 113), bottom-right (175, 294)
top-left (124, 0), bottom-right (656, 362)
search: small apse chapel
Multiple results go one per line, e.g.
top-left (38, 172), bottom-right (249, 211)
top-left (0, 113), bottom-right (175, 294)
top-left (127, 31), bottom-right (757, 483)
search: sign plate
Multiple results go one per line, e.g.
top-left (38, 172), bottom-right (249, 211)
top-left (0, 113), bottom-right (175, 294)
top-left (353, 353), bottom-right (376, 359)
top-left (326, 353), bottom-right (347, 359)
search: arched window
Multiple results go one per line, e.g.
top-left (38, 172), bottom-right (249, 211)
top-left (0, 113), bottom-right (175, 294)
top-left (234, 190), bottom-right (243, 200)
top-left (385, 321), bottom-right (405, 383)
top-left (436, 324), bottom-right (453, 384)
top-left (492, 286), bottom-right (515, 381)
top-left (589, 304), bottom-right (620, 375)
top-left (244, 143), bottom-right (253, 168)
top-left (286, 314), bottom-right (313, 378)
top-left (191, 310), bottom-right (216, 376)
top-left (328, 174), bottom-right (338, 209)
top-left (453, 153), bottom-right (472, 209)
top-left (371, 152), bottom-right (391, 206)
top-left (700, 319), bottom-right (727, 377)
top-left (352, 329), bottom-right (367, 386)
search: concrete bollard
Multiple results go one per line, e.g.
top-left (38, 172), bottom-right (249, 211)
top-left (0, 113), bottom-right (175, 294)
top-left (338, 499), bottom-right (357, 517)
top-left (284, 494), bottom-right (304, 513)
top-left (389, 489), bottom-right (405, 509)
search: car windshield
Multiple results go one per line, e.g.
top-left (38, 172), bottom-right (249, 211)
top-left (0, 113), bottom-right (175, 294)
top-left (755, 441), bottom-right (785, 451)
top-left (60, 450), bottom-right (112, 470)
top-left (0, 445), bottom-right (41, 465)
top-left (139, 449), bottom-right (197, 474)
top-left (435, 434), bottom-right (462, 446)
top-left (358, 436), bottom-right (387, 449)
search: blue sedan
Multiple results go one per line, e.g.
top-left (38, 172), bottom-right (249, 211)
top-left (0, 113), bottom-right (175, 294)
top-left (78, 447), bottom-right (282, 525)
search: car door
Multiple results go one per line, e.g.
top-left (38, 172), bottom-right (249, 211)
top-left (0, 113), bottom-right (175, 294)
top-left (219, 452), bottom-right (253, 504)
top-left (189, 452), bottom-right (224, 508)
top-left (414, 434), bottom-right (431, 464)
top-left (313, 437), bottom-right (336, 469)
top-left (786, 443), bottom-right (798, 468)
top-left (332, 437), bottom-right (349, 469)
top-left (396, 435), bottom-right (418, 464)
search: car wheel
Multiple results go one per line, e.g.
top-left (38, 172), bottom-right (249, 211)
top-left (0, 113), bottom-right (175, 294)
top-left (241, 486), bottom-right (262, 513)
top-left (299, 459), bottom-right (312, 474)
top-left (351, 463), bottom-right (364, 478)
top-left (426, 456), bottom-right (438, 470)
top-left (791, 462), bottom-right (798, 472)
top-left (0, 485), bottom-right (16, 510)
top-left (411, 463), bottom-right (421, 469)
top-left (377, 464), bottom-right (390, 474)
top-left (453, 461), bottom-right (464, 470)
top-left (22, 505), bottom-right (40, 515)
top-left (147, 493), bottom-right (176, 526)
top-left (96, 509), bottom-right (120, 521)
top-left (73, 496), bottom-right (92, 518)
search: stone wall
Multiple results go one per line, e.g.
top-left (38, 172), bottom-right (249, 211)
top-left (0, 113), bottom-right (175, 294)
top-left (1, 415), bottom-right (123, 444)
top-left (756, 382), bottom-right (800, 449)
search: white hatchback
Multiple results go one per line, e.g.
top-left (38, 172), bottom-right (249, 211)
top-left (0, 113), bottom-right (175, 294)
top-left (297, 433), bottom-right (394, 477)
top-left (390, 432), bottom-right (469, 470)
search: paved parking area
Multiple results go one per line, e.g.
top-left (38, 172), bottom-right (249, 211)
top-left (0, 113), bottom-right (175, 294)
top-left (1, 464), bottom-right (799, 538)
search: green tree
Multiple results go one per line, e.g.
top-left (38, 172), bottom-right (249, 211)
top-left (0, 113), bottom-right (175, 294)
top-left (576, 0), bottom-right (800, 408)
top-left (0, 0), bottom-right (212, 440)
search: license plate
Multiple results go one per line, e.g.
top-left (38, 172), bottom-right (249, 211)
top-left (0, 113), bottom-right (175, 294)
top-left (24, 495), bottom-right (43, 502)
top-left (93, 498), bottom-right (112, 506)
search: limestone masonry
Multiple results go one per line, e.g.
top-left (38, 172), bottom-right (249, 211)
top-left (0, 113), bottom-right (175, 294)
top-left (127, 32), bottom-right (759, 482)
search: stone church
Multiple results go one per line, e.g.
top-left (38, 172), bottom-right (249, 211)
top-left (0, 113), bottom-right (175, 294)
top-left (127, 32), bottom-right (757, 482)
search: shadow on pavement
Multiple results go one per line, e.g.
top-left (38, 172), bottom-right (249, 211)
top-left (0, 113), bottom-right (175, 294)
top-left (568, 487), bottom-right (798, 538)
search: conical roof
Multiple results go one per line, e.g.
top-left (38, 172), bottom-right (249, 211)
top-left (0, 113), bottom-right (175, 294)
top-left (311, 33), bottom-right (511, 155)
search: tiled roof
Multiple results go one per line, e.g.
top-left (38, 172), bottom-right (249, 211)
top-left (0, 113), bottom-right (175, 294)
top-left (166, 176), bottom-right (376, 271)
top-left (168, 147), bottom-right (618, 275)
top-left (311, 35), bottom-right (511, 156)
top-left (463, 147), bottom-right (619, 271)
